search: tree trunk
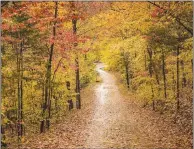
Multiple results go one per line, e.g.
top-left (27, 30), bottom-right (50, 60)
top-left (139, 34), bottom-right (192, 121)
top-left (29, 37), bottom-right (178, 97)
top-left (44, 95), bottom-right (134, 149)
top-left (124, 53), bottom-right (130, 88)
top-left (147, 47), bottom-right (155, 110)
top-left (75, 56), bottom-right (81, 109)
top-left (180, 60), bottom-right (186, 88)
top-left (191, 59), bottom-right (193, 73)
top-left (176, 46), bottom-right (180, 111)
top-left (71, 2), bottom-right (81, 109)
top-left (41, 1), bottom-right (58, 133)
top-left (20, 40), bottom-right (23, 137)
top-left (125, 62), bottom-right (130, 88)
top-left (172, 71), bottom-right (176, 98)
top-left (144, 49), bottom-right (147, 71)
top-left (17, 39), bottom-right (24, 139)
top-left (161, 48), bottom-right (167, 99)
top-left (40, 84), bottom-right (45, 133)
top-left (191, 59), bottom-right (193, 89)
top-left (16, 44), bottom-right (20, 138)
top-left (151, 85), bottom-right (155, 111)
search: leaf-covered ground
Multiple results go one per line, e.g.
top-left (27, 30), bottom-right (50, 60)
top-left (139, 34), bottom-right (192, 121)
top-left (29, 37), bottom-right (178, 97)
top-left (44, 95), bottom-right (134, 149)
top-left (16, 63), bottom-right (191, 149)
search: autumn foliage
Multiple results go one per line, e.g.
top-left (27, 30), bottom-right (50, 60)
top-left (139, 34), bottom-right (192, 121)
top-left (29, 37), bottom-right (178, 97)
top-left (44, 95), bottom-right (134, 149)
top-left (1, 1), bottom-right (192, 148)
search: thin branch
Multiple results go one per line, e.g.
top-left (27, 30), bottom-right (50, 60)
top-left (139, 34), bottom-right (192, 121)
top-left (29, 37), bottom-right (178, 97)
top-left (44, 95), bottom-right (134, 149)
top-left (1, 1), bottom-right (9, 8)
top-left (148, 1), bottom-right (193, 36)
top-left (52, 57), bottom-right (64, 82)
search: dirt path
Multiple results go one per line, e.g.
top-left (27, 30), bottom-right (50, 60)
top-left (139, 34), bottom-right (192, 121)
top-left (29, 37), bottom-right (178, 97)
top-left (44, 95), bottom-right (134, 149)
top-left (84, 63), bottom-right (190, 148)
top-left (20, 63), bottom-right (191, 149)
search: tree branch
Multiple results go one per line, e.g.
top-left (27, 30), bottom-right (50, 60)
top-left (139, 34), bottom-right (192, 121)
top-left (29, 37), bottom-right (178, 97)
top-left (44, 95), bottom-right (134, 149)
top-left (1, 1), bottom-right (9, 8)
top-left (52, 57), bottom-right (64, 82)
top-left (148, 1), bottom-right (193, 36)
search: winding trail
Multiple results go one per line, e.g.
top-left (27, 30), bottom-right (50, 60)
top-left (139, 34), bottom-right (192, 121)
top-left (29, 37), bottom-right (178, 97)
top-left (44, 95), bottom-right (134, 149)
top-left (85, 63), bottom-right (127, 147)
top-left (21, 63), bottom-right (191, 149)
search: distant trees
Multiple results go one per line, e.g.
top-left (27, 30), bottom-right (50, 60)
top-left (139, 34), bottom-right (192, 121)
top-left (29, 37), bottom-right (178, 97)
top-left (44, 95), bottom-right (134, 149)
top-left (99, 2), bottom-right (192, 112)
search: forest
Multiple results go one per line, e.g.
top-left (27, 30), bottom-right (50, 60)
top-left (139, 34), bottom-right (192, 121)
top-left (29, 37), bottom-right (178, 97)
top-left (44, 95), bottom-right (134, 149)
top-left (1, 1), bottom-right (193, 148)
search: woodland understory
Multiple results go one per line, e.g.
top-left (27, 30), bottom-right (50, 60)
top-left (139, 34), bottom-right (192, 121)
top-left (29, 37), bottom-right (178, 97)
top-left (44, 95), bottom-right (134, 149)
top-left (1, 1), bottom-right (193, 149)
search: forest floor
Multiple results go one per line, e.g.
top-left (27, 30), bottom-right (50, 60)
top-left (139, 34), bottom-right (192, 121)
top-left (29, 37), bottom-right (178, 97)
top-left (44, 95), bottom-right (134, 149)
top-left (18, 63), bottom-right (192, 149)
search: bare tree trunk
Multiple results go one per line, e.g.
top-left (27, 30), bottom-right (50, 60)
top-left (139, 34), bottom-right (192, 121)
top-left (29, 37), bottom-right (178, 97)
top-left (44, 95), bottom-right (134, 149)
top-left (144, 49), bottom-right (147, 71)
top-left (40, 84), bottom-right (45, 133)
top-left (191, 59), bottom-right (193, 73)
top-left (124, 54), bottom-right (130, 89)
top-left (161, 48), bottom-right (167, 99)
top-left (20, 40), bottom-right (24, 136)
top-left (16, 44), bottom-right (20, 138)
top-left (121, 50), bottom-right (130, 88)
top-left (180, 60), bottom-right (186, 88)
top-left (17, 39), bottom-right (24, 140)
top-left (17, 44), bottom-right (20, 140)
top-left (71, 2), bottom-right (81, 109)
top-left (172, 71), bottom-right (176, 98)
top-left (151, 85), bottom-right (155, 111)
top-left (75, 56), bottom-right (81, 109)
top-left (191, 59), bottom-right (193, 89)
top-left (125, 62), bottom-right (130, 89)
top-left (147, 47), bottom-right (155, 110)
top-left (176, 46), bottom-right (180, 111)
